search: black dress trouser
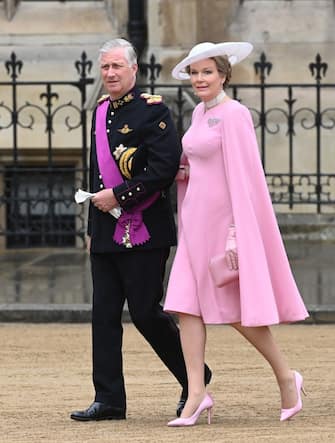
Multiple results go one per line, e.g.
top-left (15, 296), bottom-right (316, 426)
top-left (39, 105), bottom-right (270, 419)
top-left (90, 248), bottom-right (188, 411)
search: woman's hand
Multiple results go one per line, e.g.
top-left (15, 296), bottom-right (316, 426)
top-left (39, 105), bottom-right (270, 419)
top-left (225, 225), bottom-right (238, 270)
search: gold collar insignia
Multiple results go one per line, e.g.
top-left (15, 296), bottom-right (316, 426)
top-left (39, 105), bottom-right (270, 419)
top-left (111, 93), bottom-right (134, 109)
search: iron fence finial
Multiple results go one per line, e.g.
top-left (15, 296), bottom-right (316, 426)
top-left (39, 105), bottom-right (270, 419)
top-left (5, 52), bottom-right (23, 81)
top-left (309, 54), bottom-right (328, 81)
top-left (254, 52), bottom-right (272, 83)
top-left (75, 52), bottom-right (93, 80)
top-left (139, 54), bottom-right (162, 82)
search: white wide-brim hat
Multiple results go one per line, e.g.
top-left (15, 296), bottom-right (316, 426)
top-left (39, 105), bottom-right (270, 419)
top-left (172, 41), bottom-right (253, 80)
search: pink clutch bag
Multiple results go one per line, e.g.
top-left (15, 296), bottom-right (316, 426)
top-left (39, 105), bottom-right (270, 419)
top-left (209, 254), bottom-right (239, 287)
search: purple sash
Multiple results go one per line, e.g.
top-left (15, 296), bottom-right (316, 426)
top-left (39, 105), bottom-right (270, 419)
top-left (95, 99), bottom-right (159, 247)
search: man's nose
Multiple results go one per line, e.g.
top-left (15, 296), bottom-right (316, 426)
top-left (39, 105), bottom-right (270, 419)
top-left (107, 66), bottom-right (116, 76)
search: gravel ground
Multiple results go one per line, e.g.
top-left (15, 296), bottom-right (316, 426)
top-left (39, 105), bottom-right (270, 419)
top-left (1, 323), bottom-right (334, 443)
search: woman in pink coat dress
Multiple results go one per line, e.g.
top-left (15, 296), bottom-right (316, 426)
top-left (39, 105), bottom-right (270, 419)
top-left (164, 42), bottom-right (309, 427)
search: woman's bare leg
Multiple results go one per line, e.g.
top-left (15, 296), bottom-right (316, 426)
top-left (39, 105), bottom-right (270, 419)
top-left (231, 323), bottom-right (298, 409)
top-left (178, 313), bottom-right (207, 417)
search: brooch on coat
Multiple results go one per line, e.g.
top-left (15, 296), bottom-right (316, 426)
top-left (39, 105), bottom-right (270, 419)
top-left (208, 118), bottom-right (221, 127)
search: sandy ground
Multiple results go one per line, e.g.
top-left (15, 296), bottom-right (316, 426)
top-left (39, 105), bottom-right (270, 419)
top-left (0, 323), bottom-right (334, 443)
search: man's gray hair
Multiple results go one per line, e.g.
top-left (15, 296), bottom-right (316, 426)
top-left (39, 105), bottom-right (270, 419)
top-left (98, 38), bottom-right (137, 65)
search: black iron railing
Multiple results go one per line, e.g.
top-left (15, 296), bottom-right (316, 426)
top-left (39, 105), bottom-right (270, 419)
top-left (139, 52), bottom-right (335, 213)
top-left (0, 51), bottom-right (334, 247)
top-left (0, 52), bottom-right (93, 247)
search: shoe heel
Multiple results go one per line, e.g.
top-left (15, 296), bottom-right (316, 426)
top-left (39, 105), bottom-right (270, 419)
top-left (207, 406), bottom-right (213, 425)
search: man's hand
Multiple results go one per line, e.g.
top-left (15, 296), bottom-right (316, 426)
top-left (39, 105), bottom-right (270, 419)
top-left (91, 189), bottom-right (118, 212)
top-left (225, 225), bottom-right (238, 270)
top-left (175, 165), bottom-right (190, 181)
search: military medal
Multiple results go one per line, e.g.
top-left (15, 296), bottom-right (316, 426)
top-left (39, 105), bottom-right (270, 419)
top-left (122, 222), bottom-right (133, 248)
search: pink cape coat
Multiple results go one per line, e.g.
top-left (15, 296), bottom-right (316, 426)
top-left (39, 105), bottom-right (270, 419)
top-left (164, 99), bottom-right (309, 326)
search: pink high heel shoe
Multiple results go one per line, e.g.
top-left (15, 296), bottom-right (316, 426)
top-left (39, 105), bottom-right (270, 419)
top-left (167, 393), bottom-right (214, 427)
top-left (280, 370), bottom-right (306, 421)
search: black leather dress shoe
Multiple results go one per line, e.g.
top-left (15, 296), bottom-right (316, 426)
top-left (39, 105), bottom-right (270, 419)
top-left (176, 367), bottom-right (212, 417)
top-left (70, 402), bottom-right (126, 421)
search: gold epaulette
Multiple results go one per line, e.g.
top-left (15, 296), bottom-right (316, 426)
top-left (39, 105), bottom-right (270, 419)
top-left (140, 93), bottom-right (163, 105)
top-left (97, 94), bottom-right (110, 104)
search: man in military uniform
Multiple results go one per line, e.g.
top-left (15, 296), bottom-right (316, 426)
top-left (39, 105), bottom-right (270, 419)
top-left (70, 39), bottom-right (211, 422)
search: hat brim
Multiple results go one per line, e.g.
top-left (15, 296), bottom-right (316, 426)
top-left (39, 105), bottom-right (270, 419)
top-left (172, 42), bottom-right (253, 80)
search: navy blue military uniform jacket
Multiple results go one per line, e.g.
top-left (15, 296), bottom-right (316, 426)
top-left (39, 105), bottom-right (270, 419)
top-left (88, 87), bottom-right (181, 253)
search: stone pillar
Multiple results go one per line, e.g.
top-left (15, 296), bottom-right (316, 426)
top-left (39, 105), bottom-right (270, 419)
top-left (127, 0), bottom-right (147, 60)
top-left (146, 0), bottom-right (242, 81)
top-left (195, 0), bottom-right (240, 42)
top-left (4, 0), bottom-right (19, 21)
top-left (106, 0), bottom-right (128, 35)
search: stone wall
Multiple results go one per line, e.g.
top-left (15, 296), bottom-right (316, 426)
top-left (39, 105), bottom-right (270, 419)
top-left (0, 1), bottom-right (127, 159)
top-left (146, 0), bottom-right (335, 83)
top-left (145, 0), bottom-right (335, 215)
